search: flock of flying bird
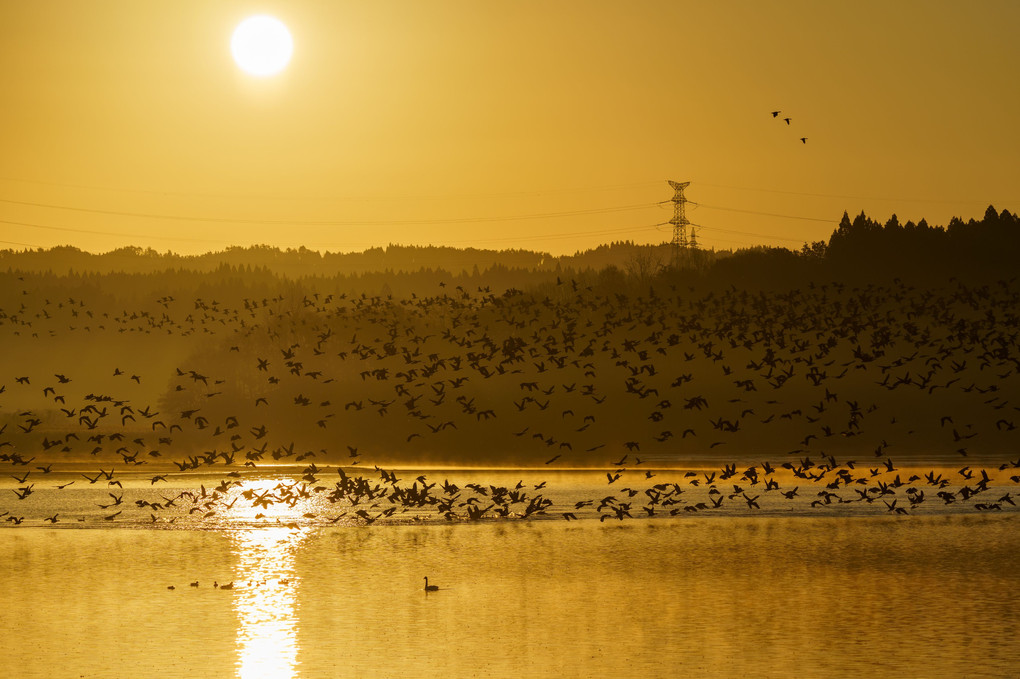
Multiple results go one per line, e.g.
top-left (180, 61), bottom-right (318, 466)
top-left (1, 271), bottom-right (1019, 526)
top-left (772, 109), bottom-right (808, 144)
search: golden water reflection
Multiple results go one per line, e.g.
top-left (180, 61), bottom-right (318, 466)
top-left (230, 527), bottom-right (308, 679)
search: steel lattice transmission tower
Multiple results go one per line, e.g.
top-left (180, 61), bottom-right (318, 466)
top-left (668, 180), bottom-right (695, 268)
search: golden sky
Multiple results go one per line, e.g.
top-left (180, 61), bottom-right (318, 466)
top-left (1, 1), bottom-right (1017, 255)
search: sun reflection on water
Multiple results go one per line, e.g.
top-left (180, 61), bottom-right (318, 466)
top-left (225, 477), bottom-right (321, 526)
top-left (230, 526), bottom-right (308, 679)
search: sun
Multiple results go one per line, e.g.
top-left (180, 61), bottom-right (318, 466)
top-left (231, 15), bottom-right (293, 77)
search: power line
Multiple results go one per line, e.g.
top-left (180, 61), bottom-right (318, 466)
top-left (692, 234), bottom-right (768, 248)
top-left (0, 195), bottom-right (659, 226)
top-left (14, 176), bottom-right (959, 252)
top-left (689, 221), bottom-right (815, 244)
top-left (696, 232), bottom-right (797, 248)
top-left (0, 216), bottom-right (669, 250)
top-left (697, 181), bottom-right (1010, 206)
top-left (0, 217), bottom-right (233, 245)
top-left (655, 223), bottom-right (805, 249)
top-left (0, 238), bottom-right (42, 248)
top-left (3, 172), bottom-right (1007, 210)
top-left (443, 223), bottom-right (668, 246)
top-left (0, 174), bottom-right (664, 202)
top-left (689, 201), bottom-right (838, 224)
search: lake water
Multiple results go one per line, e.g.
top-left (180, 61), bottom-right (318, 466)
top-left (2, 469), bottom-right (1019, 678)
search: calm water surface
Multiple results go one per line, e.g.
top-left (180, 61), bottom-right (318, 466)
top-left (1, 514), bottom-right (1018, 679)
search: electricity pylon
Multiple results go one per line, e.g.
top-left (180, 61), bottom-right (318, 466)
top-left (668, 180), bottom-right (694, 269)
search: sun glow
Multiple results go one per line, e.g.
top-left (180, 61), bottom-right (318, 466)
top-left (231, 15), bottom-right (293, 77)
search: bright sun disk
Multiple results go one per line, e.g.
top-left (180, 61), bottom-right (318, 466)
top-left (231, 15), bottom-right (293, 77)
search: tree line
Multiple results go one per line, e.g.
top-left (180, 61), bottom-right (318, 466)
top-left (0, 205), bottom-right (1015, 288)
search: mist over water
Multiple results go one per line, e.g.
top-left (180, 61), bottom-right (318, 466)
top-left (2, 243), bottom-right (1020, 677)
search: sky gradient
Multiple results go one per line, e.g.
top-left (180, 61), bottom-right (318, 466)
top-left (1, 1), bottom-right (1017, 255)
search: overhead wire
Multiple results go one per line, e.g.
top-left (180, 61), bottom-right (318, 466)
top-left (0, 215), bottom-right (670, 251)
top-left (688, 201), bottom-right (837, 224)
top-left (0, 174), bottom-right (665, 202)
top-left (11, 173), bottom-right (987, 253)
top-left (655, 224), bottom-right (783, 250)
top-left (688, 221), bottom-right (814, 244)
top-left (3, 173), bottom-right (1007, 205)
top-left (0, 195), bottom-right (660, 226)
top-left (437, 223), bottom-right (669, 246)
top-left (0, 238), bottom-right (42, 248)
top-left (0, 217), bottom-right (234, 245)
top-left (696, 181), bottom-right (1009, 206)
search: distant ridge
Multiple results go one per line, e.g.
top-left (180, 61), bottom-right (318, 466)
top-left (0, 205), bottom-right (1015, 283)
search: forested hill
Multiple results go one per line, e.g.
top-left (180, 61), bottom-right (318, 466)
top-left (0, 205), bottom-right (1016, 285)
top-left (0, 241), bottom-right (677, 277)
